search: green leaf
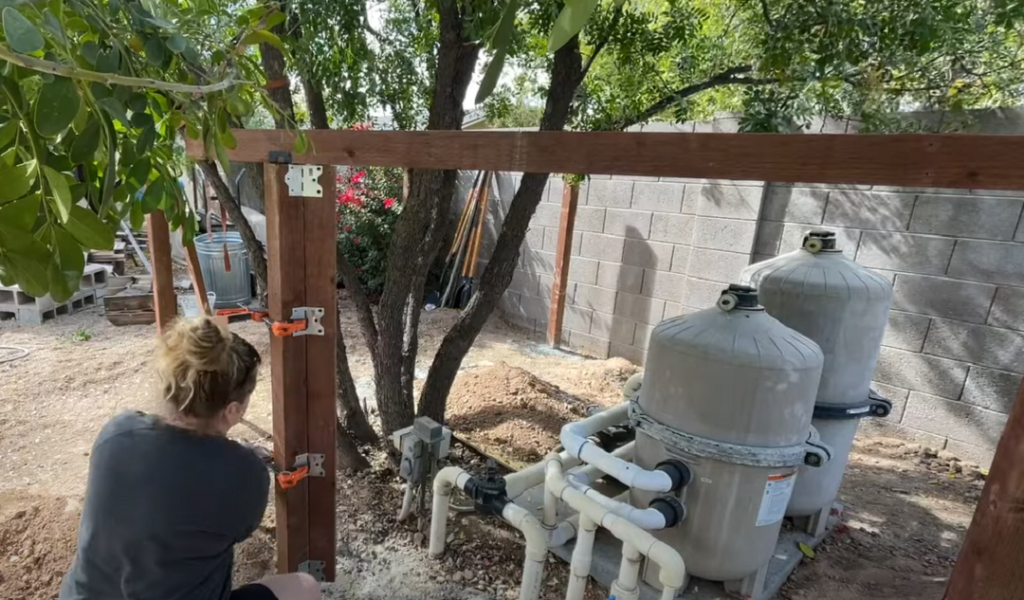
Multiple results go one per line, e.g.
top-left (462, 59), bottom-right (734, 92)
top-left (34, 76), bottom-right (81, 138)
top-left (97, 97), bottom-right (130, 126)
top-left (64, 204), bottom-right (114, 250)
top-left (476, 0), bottom-right (518, 104)
top-left (130, 111), bottom-right (153, 130)
top-left (127, 93), bottom-right (148, 113)
top-left (264, 11), bottom-right (287, 29)
top-left (3, 7), bottom-right (44, 54)
top-left (95, 48), bottom-right (120, 74)
top-left (0, 160), bottom-right (36, 203)
top-left (66, 17), bottom-right (90, 33)
top-left (80, 40), bottom-right (100, 65)
top-left (0, 146), bottom-right (16, 167)
top-left (241, 29), bottom-right (286, 52)
top-left (144, 36), bottom-right (165, 67)
top-left (476, 51), bottom-right (507, 105)
top-left (548, 0), bottom-right (600, 53)
top-left (0, 192), bottom-right (40, 230)
top-left (42, 165), bottom-right (72, 223)
top-left (218, 128), bottom-right (237, 150)
top-left (141, 176), bottom-right (164, 212)
top-left (136, 123), bottom-right (156, 155)
top-left (129, 197), bottom-right (143, 229)
top-left (6, 249), bottom-right (48, 297)
top-left (166, 33), bottom-right (186, 53)
top-left (50, 226), bottom-right (85, 302)
top-left (798, 542), bottom-right (816, 559)
top-left (126, 157), bottom-right (151, 188)
top-left (0, 119), bottom-right (18, 149)
top-left (70, 118), bottom-right (101, 163)
top-left (293, 131), bottom-right (309, 155)
top-left (40, 9), bottom-right (66, 45)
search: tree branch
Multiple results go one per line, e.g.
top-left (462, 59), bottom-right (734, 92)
top-left (616, 65), bottom-right (772, 130)
top-left (336, 245), bottom-right (379, 356)
top-left (0, 45), bottom-right (245, 94)
top-left (758, 0), bottom-right (773, 29)
top-left (580, 6), bottom-right (624, 82)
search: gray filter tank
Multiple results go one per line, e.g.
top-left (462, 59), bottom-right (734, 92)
top-left (630, 285), bottom-right (830, 593)
top-left (741, 231), bottom-right (894, 524)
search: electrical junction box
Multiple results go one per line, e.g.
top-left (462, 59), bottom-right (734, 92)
top-left (392, 417), bottom-right (451, 484)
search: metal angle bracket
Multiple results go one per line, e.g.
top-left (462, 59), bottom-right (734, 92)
top-left (296, 453), bottom-right (326, 477)
top-left (284, 165), bottom-right (324, 198)
top-left (298, 560), bottom-right (326, 582)
top-left (291, 307), bottom-right (325, 336)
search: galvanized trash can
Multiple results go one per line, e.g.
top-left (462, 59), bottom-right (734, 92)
top-left (194, 232), bottom-right (252, 309)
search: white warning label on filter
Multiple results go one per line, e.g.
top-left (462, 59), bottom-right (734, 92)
top-left (756, 471), bottom-right (797, 527)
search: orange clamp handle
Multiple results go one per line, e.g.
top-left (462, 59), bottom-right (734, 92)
top-left (271, 319), bottom-right (307, 337)
top-left (277, 465), bottom-right (310, 489)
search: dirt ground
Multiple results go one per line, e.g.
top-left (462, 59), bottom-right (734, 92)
top-left (0, 297), bottom-right (984, 600)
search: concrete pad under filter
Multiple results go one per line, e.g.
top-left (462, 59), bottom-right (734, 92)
top-left (514, 482), bottom-right (838, 600)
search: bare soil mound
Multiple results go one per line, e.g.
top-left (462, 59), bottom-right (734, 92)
top-left (0, 496), bottom-right (79, 599)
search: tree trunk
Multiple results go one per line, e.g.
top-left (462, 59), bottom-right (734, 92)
top-left (373, 1), bottom-right (480, 436)
top-left (239, 164), bottom-right (265, 214)
top-left (260, 42), bottom-right (295, 128)
top-left (303, 76), bottom-right (331, 130)
top-left (336, 318), bottom-right (379, 446)
top-left (417, 37), bottom-right (585, 423)
top-left (197, 161), bottom-right (269, 302)
top-left (336, 419), bottom-right (370, 471)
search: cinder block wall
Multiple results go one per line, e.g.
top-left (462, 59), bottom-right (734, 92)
top-left (460, 114), bottom-right (1024, 466)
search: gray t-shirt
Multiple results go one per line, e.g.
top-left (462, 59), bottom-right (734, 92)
top-left (60, 411), bottom-right (270, 600)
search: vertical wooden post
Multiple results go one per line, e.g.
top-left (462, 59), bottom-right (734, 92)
top-left (944, 376), bottom-right (1024, 600)
top-left (265, 163), bottom-right (309, 575)
top-left (147, 211), bottom-right (177, 333)
top-left (182, 240), bottom-right (210, 315)
top-left (264, 162), bottom-right (337, 581)
top-left (303, 166), bottom-right (337, 581)
top-left (547, 181), bottom-right (579, 346)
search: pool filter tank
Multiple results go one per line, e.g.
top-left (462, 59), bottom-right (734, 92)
top-left (629, 285), bottom-right (830, 593)
top-left (742, 230), bottom-right (894, 526)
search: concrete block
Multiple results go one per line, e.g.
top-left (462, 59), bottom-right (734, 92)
top-left (662, 302), bottom-right (696, 319)
top-left (523, 227), bottom-right (546, 251)
top-left (572, 284), bottom-right (618, 314)
top-left (824, 190), bottom-right (915, 231)
top-left (871, 381), bottom-right (911, 422)
top-left (614, 293), bottom-right (665, 324)
top-left (943, 440), bottom-right (994, 469)
top-left (924, 319), bottom-right (1024, 373)
top-left (988, 286), bottom-right (1024, 332)
top-left (761, 187), bottom-right (828, 224)
top-left (692, 217), bottom-right (757, 252)
top-left (961, 367), bottom-right (1022, 413)
top-left (685, 184), bottom-right (763, 220)
top-left (882, 311), bottom-right (930, 352)
top-left (910, 194), bottom-right (1023, 241)
top-left (670, 245), bottom-right (691, 274)
top-left (567, 329), bottom-right (610, 358)
top-left (543, 227), bottom-right (571, 252)
top-left (574, 207), bottom-right (608, 233)
top-left (858, 421), bottom-right (947, 451)
top-left (686, 248), bottom-right (751, 283)
top-left (650, 213), bottom-right (694, 244)
top-left (519, 294), bottom-right (550, 323)
top-left (633, 322), bottom-right (655, 347)
top-left (1017, 217), bottom-right (1024, 242)
top-left (531, 204), bottom-right (561, 228)
top-left (499, 291), bottom-right (522, 314)
top-left (622, 239), bottom-right (674, 270)
top-left (586, 179), bottom-right (634, 209)
top-left (870, 269), bottom-right (898, 286)
top-left (641, 270), bottom-right (688, 302)
top-left (874, 347), bottom-right (968, 400)
top-left (568, 257), bottom-right (600, 286)
top-left (564, 305), bottom-right (594, 333)
top-left (856, 232), bottom-right (956, 276)
top-left (947, 240), bottom-right (1024, 286)
top-left (590, 313), bottom-right (637, 345)
top-left (631, 182), bottom-right (684, 213)
top-left (902, 391), bottom-right (1007, 449)
top-left (781, 225), bottom-right (861, 258)
top-left (537, 275), bottom-right (572, 304)
top-left (520, 249), bottom-right (556, 274)
top-left (682, 277), bottom-right (727, 309)
top-left (604, 209), bottom-right (653, 239)
top-left (892, 273), bottom-right (996, 323)
top-left (580, 233), bottom-right (625, 262)
top-left (754, 221), bottom-right (784, 255)
top-left (597, 262), bottom-right (644, 294)
top-left (509, 269), bottom-right (539, 296)
top-left (609, 343), bottom-right (646, 366)
top-left (752, 254), bottom-right (774, 265)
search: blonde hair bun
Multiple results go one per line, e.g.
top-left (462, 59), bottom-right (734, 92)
top-left (160, 316), bottom-right (231, 373)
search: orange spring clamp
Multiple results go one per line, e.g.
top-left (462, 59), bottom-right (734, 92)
top-left (214, 307), bottom-right (324, 338)
top-left (274, 453), bottom-right (325, 490)
top-left (277, 464), bottom-right (310, 489)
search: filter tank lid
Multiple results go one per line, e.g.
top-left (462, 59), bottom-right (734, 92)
top-left (802, 230), bottom-right (840, 253)
top-left (717, 284), bottom-right (764, 312)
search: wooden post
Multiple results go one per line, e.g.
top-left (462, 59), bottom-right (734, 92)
top-left (943, 376), bottom-right (1024, 600)
top-left (147, 211), bottom-right (177, 333)
top-left (264, 162), bottom-right (337, 581)
top-left (182, 240), bottom-right (211, 315)
top-left (547, 181), bottom-right (579, 346)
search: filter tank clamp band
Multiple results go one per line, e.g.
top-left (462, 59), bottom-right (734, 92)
top-left (628, 401), bottom-right (833, 468)
top-left (812, 389), bottom-right (893, 420)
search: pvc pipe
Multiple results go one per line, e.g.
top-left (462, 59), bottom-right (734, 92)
top-left (546, 442), bottom-right (636, 539)
top-left (560, 404), bottom-right (675, 492)
top-left (568, 442), bottom-right (635, 484)
top-left (566, 513), bottom-right (598, 600)
top-left (397, 483), bottom-right (416, 522)
top-left (502, 503), bottom-right (547, 600)
top-left (610, 543), bottom-right (643, 600)
top-left (507, 449), bottom-right (580, 499)
top-left (549, 513), bottom-right (580, 548)
top-left (545, 455), bottom-right (687, 594)
top-left (565, 477), bottom-right (668, 530)
top-left (429, 466), bottom-right (472, 557)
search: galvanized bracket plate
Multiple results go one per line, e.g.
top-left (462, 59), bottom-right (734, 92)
top-left (296, 453), bottom-right (326, 477)
top-left (298, 559), bottom-right (326, 581)
top-left (291, 307), bottom-right (325, 336)
top-left (285, 165), bottom-right (323, 197)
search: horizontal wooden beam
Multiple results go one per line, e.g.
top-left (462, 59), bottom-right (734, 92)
top-left (186, 129), bottom-right (1024, 190)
